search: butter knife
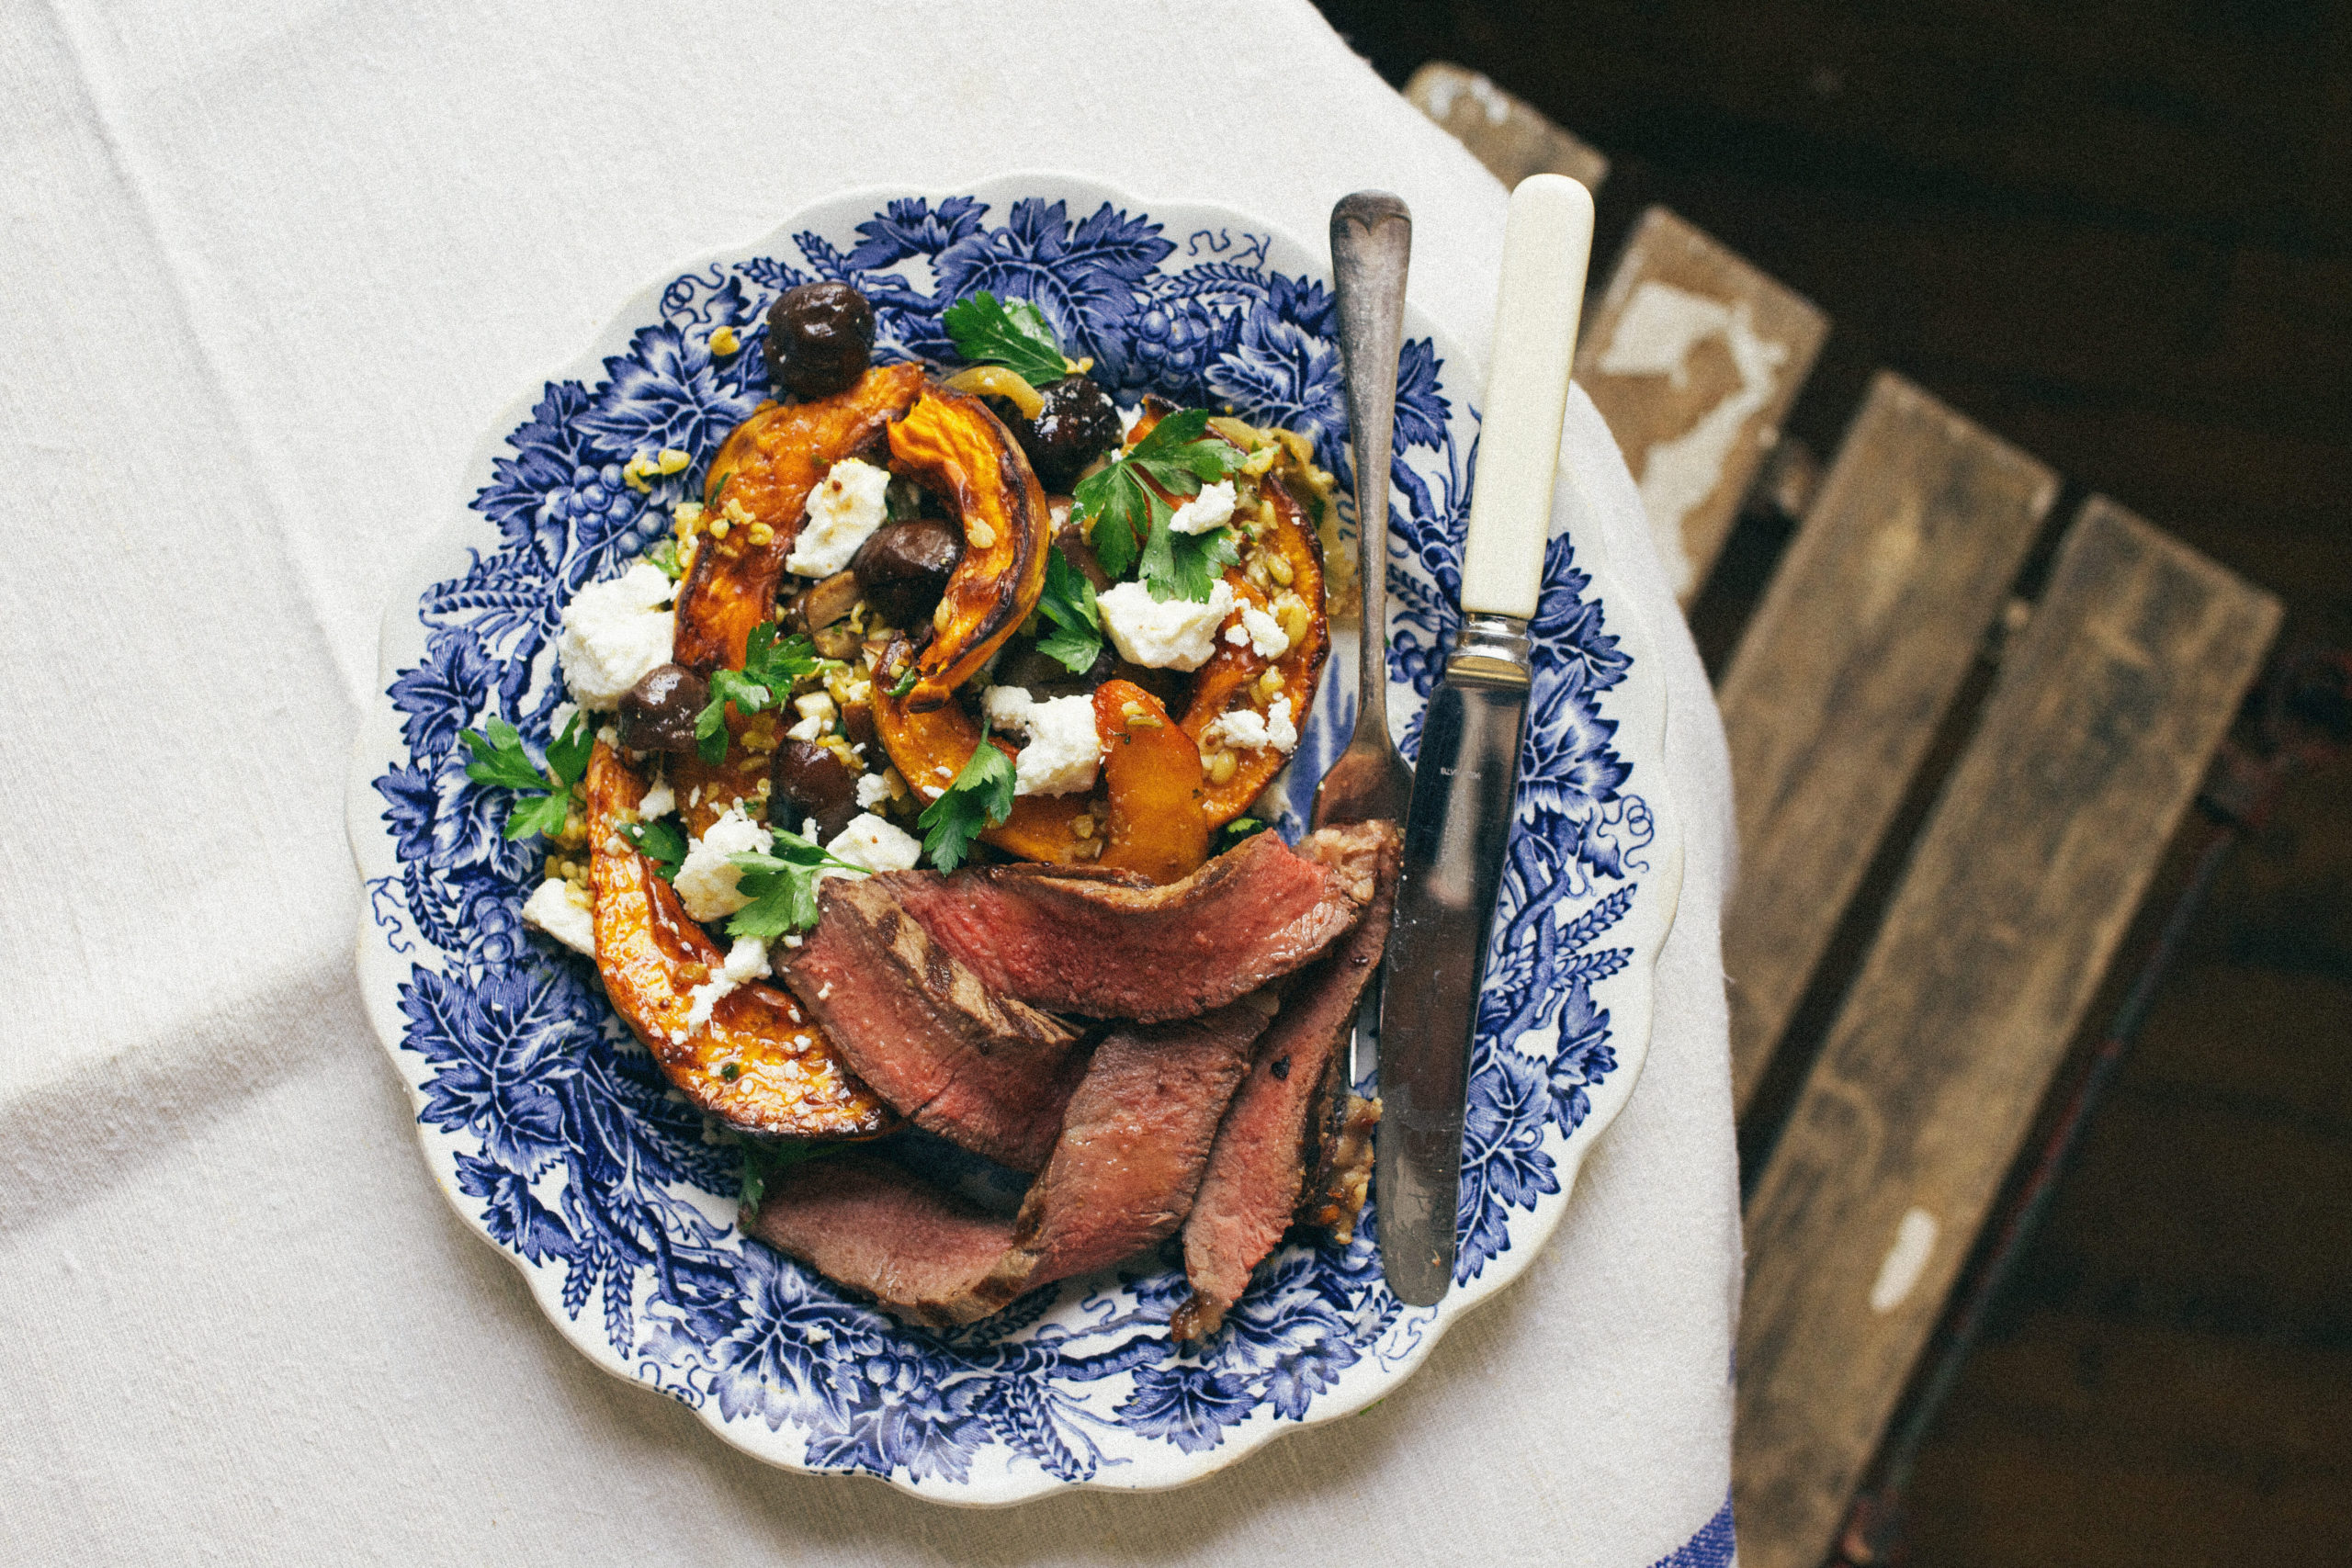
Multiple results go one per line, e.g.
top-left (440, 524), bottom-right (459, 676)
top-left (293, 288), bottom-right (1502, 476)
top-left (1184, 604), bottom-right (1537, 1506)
top-left (1377, 175), bottom-right (1595, 1306)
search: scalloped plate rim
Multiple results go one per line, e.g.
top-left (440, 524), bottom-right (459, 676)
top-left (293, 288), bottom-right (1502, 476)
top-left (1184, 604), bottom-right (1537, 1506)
top-left (343, 170), bottom-right (1684, 1505)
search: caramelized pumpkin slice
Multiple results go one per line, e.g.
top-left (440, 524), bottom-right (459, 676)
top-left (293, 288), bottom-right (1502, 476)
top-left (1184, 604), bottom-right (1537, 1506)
top-left (870, 637), bottom-right (1093, 864)
top-left (887, 389), bottom-right (1052, 713)
top-left (673, 361), bottom-right (925, 674)
top-left (586, 740), bottom-right (898, 1140)
top-left (1182, 472), bottom-right (1330, 825)
top-left (1094, 680), bottom-right (1210, 886)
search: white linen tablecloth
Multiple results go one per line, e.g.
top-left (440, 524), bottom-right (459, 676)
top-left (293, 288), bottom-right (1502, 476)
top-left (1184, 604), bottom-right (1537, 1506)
top-left (0, 2), bottom-right (1741, 1561)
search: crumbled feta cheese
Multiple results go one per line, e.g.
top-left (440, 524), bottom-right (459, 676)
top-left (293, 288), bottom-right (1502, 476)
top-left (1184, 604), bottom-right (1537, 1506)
top-left (556, 562), bottom-right (675, 709)
top-left (1117, 404), bottom-right (1142, 440)
top-left (854, 772), bottom-right (894, 810)
top-left (548, 700), bottom-right (579, 739)
top-left (785, 457), bottom-right (891, 577)
top-left (637, 773), bottom-right (675, 819)
top-left (1168, 479), bottom-right (1237, 536)
top-left (1098, 579), bottom-right (1234, 671)
top-left (1202, 695), bottom-right (1299, 754)
top-left (982, 686), bottom-right (1102, 796)
top-left (672, 805), bottom-right (774, 921)
top-left (786, 690), bottom-right (836, 743)
top-left (684, 975), bottom-right (733, 1031)
top-left (1224, 600), bottom-right (1291, 660)
top-left (520, 878), bottom-right (595, 958)
top-left (823, 812), bottom-right (924, 875)
top-left (719, 932), bottom-right (771, 983)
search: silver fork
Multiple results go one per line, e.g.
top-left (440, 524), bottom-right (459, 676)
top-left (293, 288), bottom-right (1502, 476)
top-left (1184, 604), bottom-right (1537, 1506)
top-left (1315, 191), bottom-right (1417, 1084)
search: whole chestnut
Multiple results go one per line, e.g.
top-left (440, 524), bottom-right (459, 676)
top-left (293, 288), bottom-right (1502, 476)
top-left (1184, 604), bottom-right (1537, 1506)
top-left (771, 739), bottom-right (861, 840)
top-left (616, 663), bottom-right (707, 756)
top-left (765, 282), bottom-right (876, 399)
top-left (1010, 374), bottom-right (1122, 491)
top-left (851, 518), bottom-right (962, 629)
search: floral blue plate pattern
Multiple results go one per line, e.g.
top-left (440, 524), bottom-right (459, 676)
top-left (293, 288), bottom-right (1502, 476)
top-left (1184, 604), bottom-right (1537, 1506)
top-left (345, 175), bottom-right (1682, 1504)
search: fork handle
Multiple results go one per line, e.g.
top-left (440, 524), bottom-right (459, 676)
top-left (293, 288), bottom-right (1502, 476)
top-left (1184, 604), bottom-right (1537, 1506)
top-left (1330, 192), bottom-right (1412, 741)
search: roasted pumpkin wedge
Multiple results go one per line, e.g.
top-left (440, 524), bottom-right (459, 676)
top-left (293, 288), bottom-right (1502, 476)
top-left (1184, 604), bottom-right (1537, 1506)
top-left (673, 361), bottom-right (925, 674)
top-left (585, 740), bottom-right (898, 1140)
top-left (870, 637), bottom-right (1093, 863)
top-left (1182, 471), bottom-right (1329, 825)
top-left (886, 388), bottom-right (1052, 713)
top-left (665, 708), bottom-right (779, 840)
top-left (1094, 680), bottom-right (1210, 885)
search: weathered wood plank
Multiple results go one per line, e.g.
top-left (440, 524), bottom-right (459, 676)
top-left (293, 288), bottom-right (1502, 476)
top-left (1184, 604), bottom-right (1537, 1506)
top-left (1732, 498), bottom-right (2283, 1568)
top-left (1573, 208), bottom-right (1830, 601)
top-left (1404, 62), bottom-right (1611, 194)
top-left (1719, 374), bottom-right (2058, 1113)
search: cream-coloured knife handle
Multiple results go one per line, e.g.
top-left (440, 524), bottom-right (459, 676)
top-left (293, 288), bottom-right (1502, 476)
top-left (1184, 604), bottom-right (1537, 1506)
top-left (1459, 174), bottom-right (1595, 621)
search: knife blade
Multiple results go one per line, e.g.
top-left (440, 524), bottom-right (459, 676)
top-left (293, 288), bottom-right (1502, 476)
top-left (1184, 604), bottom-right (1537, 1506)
top-left (1377, 174), bottom-right (1595, 1306)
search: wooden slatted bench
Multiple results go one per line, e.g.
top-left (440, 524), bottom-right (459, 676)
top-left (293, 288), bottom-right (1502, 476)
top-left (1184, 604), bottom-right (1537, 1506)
top-left (1413, 67), bottom-right (2286, 1568)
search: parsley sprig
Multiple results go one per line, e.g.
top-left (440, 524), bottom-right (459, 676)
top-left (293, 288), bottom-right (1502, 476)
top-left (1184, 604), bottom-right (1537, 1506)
top-left (696, 623), bottom-right (840, 764)
top-left (622, 817), bottom-right (686, 881)
top-left (723, 829), bottom-right (865, 941)
top-left (460, 711), bottom-right (591, 840)
top-left (1035, 546), bottom-right (1102, 674)
top-left (917, 723), bottom-right (1018, 873)
top-left (1070, 408), bottom-right (1245, 602)
top-left (942, 291), bottom-right (1069, 388)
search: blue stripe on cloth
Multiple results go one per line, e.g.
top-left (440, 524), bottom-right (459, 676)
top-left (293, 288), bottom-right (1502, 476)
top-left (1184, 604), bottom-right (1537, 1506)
top-left (1645, 1495), bottom-right (1736, 1568)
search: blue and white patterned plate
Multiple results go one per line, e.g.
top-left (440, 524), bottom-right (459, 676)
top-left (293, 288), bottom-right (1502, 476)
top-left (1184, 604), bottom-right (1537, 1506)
top-left (345, 175), bottom-right (1682, 1504)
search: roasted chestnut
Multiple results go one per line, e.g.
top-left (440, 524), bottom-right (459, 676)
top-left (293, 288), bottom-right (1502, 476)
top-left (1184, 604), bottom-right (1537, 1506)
top-left (850, 517), bottom-right (962, 629)
top-left (765, 282), bottom-right (876, 399)
top-left (1009, 375), bottom-right (1122, 491)
top-left (616, 663), bottom-right (707, 756)
top-left (771, 739), bottom-right (861, 840)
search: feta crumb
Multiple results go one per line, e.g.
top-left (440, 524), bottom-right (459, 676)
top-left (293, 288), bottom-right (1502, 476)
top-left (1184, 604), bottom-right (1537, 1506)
top-left (786, 690), bottom-right (836, 743)
top-left (1202, 695), bottom-right (1299, 754)
top-left (672, 805), bottom-right (774, 921)
top-left (684, 974), bottom-right (734, 1031)
top-left (556, 562), bottom-right (675, 709)
top-left (1098, 579), bottom-right (1234, 671)
top-left (637, 773), bottom-right (675, 819)
top-left (521, 878), bottom-right (595, 958)
top-left (719, 932), bottom-right (771, 984)
top-left (1168, 479), bottom-right (1237, 536)
top-left (982, 687), bottom-right (1102, 796)
top-left (785, 457), bottom-right (891, 577)
top-left (1224, 600), bottom-right (1291, 660)
top-left (823, 812), bottom-right (924, 875)
top-left (854, 772), bottom-right (894, 810)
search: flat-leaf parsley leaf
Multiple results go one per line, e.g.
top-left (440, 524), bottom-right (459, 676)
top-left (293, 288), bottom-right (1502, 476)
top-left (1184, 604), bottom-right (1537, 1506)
top-left (1035, 546), bottom-right (1102, 674)
top-left (622, 817), bottom-right (687, 881)
top-left (942, 291), bottom-right (1069, 388)
top-left (459, 711), bottom-right (590, 841)
top-left (724, 829), bottom-right (865, 941)
top-left (1069, 407), bottom-right (1246, 602)
top-left (917, 722), bottom-right (1018, 873)
top-left (695, 623), bottom-right (838, 764)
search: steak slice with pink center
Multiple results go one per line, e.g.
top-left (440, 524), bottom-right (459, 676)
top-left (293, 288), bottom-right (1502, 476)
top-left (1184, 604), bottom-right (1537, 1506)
top-left (781, 877), bottom-right (1085, 1172)
top-left (1173, 819), bottom-right (1399, 1340)
top-left (874, 828), bottom-right (1372, 1022)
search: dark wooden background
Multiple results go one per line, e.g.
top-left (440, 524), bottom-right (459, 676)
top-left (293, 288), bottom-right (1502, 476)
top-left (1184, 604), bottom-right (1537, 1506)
top-left (1311, 2), bottom-right (2352, 1562)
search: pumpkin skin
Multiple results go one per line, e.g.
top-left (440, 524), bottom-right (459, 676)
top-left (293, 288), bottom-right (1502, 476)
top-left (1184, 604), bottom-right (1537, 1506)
top-left (585, 740), bottom-right (898, 1140)
top-left (673, 361), bottom-right (925, 675)
top-left (886, 388), bottom-right (1053, 714)
top-left (1093, 680), bottom-right (1210, 885)
top-left (1180, 471), bottom-right (1329, 827)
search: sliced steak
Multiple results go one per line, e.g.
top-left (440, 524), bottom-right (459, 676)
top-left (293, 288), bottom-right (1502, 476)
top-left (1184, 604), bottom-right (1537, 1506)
top-left (746, 1151), bottom-right (1014, 1329)
top-left (877, 826), bottom-right (1373, 1021)
top-left (990, 998), bottom-right (1273, 1292)
top-left (1173, 818), bottom-right (1400, 1340)
top-left (782, 876), bottom-right (1086, 1172)
top-left (745, 999), bottom-right (1275, 1327)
